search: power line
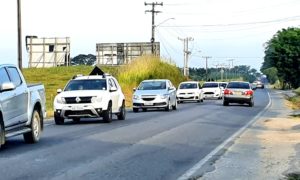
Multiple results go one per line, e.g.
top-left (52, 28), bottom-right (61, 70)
top-left (160, 15), bottom-right (300, 28)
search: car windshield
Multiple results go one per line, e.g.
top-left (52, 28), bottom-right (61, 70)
top-left (64, 79), bottom-right (107, 91)
top-left (179, 83), bottom-right (197, 89)
top-left (138, 81), bottom-right (166, 90)
top-left (227, 82), bottom-right (250, 89)
top-left (202, 83), bottom-right (218, 88)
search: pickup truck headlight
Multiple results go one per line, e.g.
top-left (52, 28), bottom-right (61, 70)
top-left (133, 95), bottom-right (140, 100)
top-left (56, 97), bottom-right (66, 104)
top-left (91, 96), bottom-right (102, 103)
top-left (160, 94), bottom-right (169, 99)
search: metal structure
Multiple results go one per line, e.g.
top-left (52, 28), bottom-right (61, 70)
top-left (26, 36), bottom-right (70, 68)
top-left (96, 42), bottom-right (160, 65)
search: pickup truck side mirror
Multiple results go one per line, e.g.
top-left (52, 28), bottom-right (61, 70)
top-left (57, 89), bottom-right (62, 94)
top-left (0, 82), bottom-right (15, 92)
top-left (110, 87), bottom-right (117, 92)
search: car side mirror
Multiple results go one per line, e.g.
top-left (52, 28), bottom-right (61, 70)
top-left (133, 88), bottom-right (136, 92)
top-left (168, 87), bottom-right (174, 91)
top-left (0, 82), bottom-right (15, 92)
top-left (110, 87), bottom-right (117, 92)
top-left (57, 89), bottom-right (62, 94)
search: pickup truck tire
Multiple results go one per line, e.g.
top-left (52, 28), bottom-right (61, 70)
top-left (24, 109), bottom-right (41, 144)
top-left (0, 119), bottom-right (5, 148)
top-left (54, 116), bottom-right (64, 125)
top-left (133, 108), bottom-right (139, 113)
top-left (103, 102), bottom-right (112, 123)
top-left (223, 101), bottom-right (229, 106)
top-left (117, 101), bottom-right (126, 120)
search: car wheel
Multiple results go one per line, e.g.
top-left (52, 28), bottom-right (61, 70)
top-left (172, 99), bottom-right (177, 110)
top-left (24, 109), bottom-right (42, 144)
top-left (200, 98), bottom-right (204, 102)
top-left (0, 120), bottom-right (5, 148)
top-left (223, 101), bottom-right (229, 106)
top-left (72, 118), bottom-right (80, 123)
top-left (133, 108), bottom-right (139, 113)
top-left (103, 102), bottom-right (112, 123)
top-left (54, 115), bottom-right (64, 125)
top-left (117, 101), bottom-right (126, 120)
top-left (142, 108), bottom-right (147, 112)
top-left (165, 99), bottom-right (171, 111)
top-left (249, 100), bottom-right (254, 107)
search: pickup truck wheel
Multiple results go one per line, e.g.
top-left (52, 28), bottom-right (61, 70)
top-left (133, 108), bottom-right (139, 113)
top-left (103, 103), bottom-right (112, 123)
top-left (223, 101), bottom-right (229, 106)
top-left (0, 120), bottom-right (5, 148)
top-left (54, 116), bottom-right (64, 125)
top-left (24, 109), bottom-right (41, 144)
top-left (117, 101), bottom-right (126, 120)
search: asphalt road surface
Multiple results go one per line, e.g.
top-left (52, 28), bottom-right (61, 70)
top-left (0, 89), bottom-right (270, 180)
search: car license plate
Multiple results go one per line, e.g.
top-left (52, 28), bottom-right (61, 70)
top-left (234, 91), bottom-right (242, 95)
top-left (71, 106), bottom-right (84, 111)
top-left (144, 102), bottom-right (153, 106)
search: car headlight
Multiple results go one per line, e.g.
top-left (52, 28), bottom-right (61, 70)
top-left (133, 95), bottom-right (140, 100)
top-left (91, 96), bottom-right (102, 103)
top-left (56, 97), bottom-right (66, 104)
top-left (160, 94), bottom-right (169, 99)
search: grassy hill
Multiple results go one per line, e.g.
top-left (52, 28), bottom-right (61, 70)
top-left (23, 56), bottom-right (186, 117)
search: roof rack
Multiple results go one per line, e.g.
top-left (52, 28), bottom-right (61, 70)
top-left (72, 74), bottom-right (83, 79)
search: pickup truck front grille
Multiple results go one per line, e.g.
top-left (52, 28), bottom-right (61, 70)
top-left (65, 97), bottom-right (92, 104)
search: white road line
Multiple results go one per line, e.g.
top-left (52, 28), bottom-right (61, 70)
top-left (177, 91), bottom-right (272, 180)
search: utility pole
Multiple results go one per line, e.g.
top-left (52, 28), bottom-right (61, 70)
top-left (145, 2), bottom-right (163, 55)
top-left (202, 56), bottom-right (212, 81)
top-left (227, 59), bottom-right (234, 80)
top-left (178, 37), bottom-right (194, 77)
top-left (17, 0), bottom-right (22, 70)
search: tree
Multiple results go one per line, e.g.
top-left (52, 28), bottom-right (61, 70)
top-left (71, 54), bottom-right (96, 65)
top-left (262, 27), bottom-right (300, 88)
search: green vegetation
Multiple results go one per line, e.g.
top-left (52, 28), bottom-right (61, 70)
top-left (261, 27), bottom-right (300, 89)
top-left (23, 56), bottom-right (185, 116)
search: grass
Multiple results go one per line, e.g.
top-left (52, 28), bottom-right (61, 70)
top-left (23, 56), bottom-right (186, 117)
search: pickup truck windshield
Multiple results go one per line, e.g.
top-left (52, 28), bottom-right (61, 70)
top-left (65, 79), bottom-right (107, 91)
top-left (138, 81), bottom-right (166, 90)
top-left (179, 83), bottom-right (197, 89)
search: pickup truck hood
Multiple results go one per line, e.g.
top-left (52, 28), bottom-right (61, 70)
top-left (58, 90), bottom-right (107, 98)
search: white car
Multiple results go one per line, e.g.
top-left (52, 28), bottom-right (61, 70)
top-left (132, 79), bottom-right (177, 112)
top-left (53, 74), bottom-right (126, 124)
top-left (202, 82), bottom-right (223, 99)
top-left (176, 81), bottom-right (203, 103)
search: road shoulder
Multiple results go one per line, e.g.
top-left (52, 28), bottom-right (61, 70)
top-left (200, 89), bottom-right (300, 179)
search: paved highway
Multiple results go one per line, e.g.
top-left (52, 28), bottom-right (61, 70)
top-left (0, 89), bottom-right (269, 180)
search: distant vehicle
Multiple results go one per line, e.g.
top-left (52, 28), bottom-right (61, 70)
top-left (132, 79), bottom-right (177, 112)
top-left (53, 74), bottom-right (126, 124)
top-left (223, 81), bottom-right (254, 107)
top-left (253, 80), bottom-right (264, 89)
top-left (202, 82), bottom-right (223, 99)
top-left (176, 81), bottom-right (203, 103)
top-left (0, 64), bottom-right (46, 148)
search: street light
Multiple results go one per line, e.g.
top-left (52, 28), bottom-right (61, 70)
top-left (155, 17), bottom-right (175, 27)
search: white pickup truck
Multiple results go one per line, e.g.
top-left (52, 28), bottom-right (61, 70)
top-left (0, 64), bottom-right (46, 148)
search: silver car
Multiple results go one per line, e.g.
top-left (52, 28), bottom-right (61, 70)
top-left (132, 79), bottom-right (177, 112)
top-left (223, 81), bottom-right (254, 107)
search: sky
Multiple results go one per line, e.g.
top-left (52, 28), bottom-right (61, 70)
top-left (1, 0), bottom-right (300, 71)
